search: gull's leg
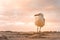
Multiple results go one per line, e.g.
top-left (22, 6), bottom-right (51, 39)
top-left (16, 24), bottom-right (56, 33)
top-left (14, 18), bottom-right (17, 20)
top-left (39, 27), bottom-right (41, 32)
top-left (37, 27), bottom-right (38, 33)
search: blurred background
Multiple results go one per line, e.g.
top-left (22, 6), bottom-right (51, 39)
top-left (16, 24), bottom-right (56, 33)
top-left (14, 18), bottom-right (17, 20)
top-left (0, 0), bottom-right (60, 32)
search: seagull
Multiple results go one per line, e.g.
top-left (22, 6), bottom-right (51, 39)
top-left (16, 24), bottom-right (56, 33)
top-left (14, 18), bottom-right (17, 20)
top-left (34, 13), bottom-right (45, 32)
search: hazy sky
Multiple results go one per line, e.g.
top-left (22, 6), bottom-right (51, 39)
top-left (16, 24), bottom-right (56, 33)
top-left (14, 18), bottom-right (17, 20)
top-left (0, 0), bottom-right (60, 32)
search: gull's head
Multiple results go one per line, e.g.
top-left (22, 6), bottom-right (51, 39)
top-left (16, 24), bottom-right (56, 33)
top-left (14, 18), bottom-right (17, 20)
top-left (34, 13), bottom-right (43, 17)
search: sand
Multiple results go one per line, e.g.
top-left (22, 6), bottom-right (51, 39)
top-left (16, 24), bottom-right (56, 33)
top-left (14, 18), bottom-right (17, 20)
top-left (0, 31), bottom-right (60, 40)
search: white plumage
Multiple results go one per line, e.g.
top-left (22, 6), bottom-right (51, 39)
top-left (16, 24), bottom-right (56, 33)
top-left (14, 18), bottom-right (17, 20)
top-left (34, 13), bottom-right (45, 32)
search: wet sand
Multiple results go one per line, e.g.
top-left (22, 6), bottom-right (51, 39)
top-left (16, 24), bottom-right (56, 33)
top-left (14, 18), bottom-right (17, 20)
top-left (0, 31), bottom-right (60, 40)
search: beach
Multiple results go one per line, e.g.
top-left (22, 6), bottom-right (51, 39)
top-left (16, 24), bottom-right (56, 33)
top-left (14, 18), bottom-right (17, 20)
top-left (0, 31), bottom-right (60, 40)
